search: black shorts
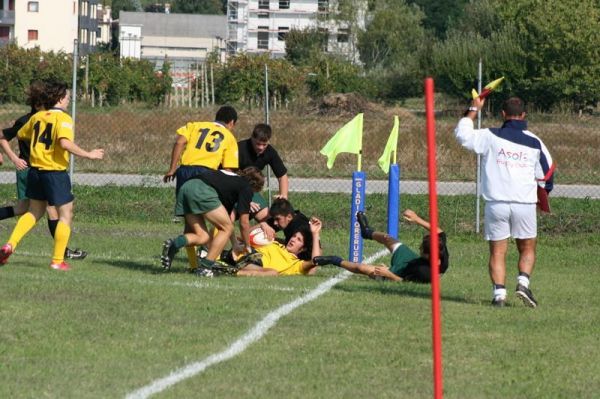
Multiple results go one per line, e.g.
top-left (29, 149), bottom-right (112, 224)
top-left (26, 168), bottom-right (74, 206)
top-left (175, 165), bottom-right (211, 194)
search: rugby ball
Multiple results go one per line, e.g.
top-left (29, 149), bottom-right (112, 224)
top-left (249, 226), bottom-right (273, 247)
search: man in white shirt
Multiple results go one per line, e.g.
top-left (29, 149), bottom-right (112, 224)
top-left (455, 96), bottom-right (555, 308)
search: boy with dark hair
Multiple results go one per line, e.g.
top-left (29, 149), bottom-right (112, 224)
top-left (314, 209), bottom-right (449, 283)
top-left (0, 81), bottom-right (104, 270)
top-left (258, 198), bottom-right (316, 261)
top-left (219, 217), bottom-right (322, 277)
top-left (0, 81), bottom-right (87, 260)
top-left (237, 123), bottom-right (288, 221)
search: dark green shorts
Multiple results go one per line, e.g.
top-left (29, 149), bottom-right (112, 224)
top-left (388, 244), bottom-right (419, 276)
top-left (16, 168), bottom-right (29, 200)
top-left (251, 192), bottom-right (268, 214)
top-left (175, 179), bottom-right (222, 216)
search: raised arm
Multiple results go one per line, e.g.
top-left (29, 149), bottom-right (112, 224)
top-left (402, 209), bottom-right (443, 234)
top-left (301, 217), bottom-right (322, 275)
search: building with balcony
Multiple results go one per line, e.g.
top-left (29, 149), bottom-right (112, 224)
top-left (0, 0), bottom-right (100, 55)
top-left (227, 0), bottom-right (364, 60)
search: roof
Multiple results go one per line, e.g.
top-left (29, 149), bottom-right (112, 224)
top-left (119, 11), bottom-right (226, 38)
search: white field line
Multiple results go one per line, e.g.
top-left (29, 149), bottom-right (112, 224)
top-left (125, 248), bottom-right (390, 399)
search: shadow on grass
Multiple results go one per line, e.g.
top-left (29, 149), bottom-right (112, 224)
top-left (333, 279), bottom-right (480, 305)
top-left (94, 258), bottom-right (191, 275)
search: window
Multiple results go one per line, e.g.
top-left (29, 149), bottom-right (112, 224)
top-left (337, 28), bottom-right (349, 43)
top-left (279, 0), bottom-right (289, 9)
top-left (258, 12), bottom-right (269, 19)
top-left (258, 0), bottom-right (269, 10)
top-left (257, 31), bottom-right (269, 49)
top-left (27, 1), bottom-right (39, 12)
top-left (0, 27), bottom-right (9, 39)
top-left (80, 28), bottom-right (88, 44)
top-left (28, 30), bottom-right (38, 41)
top-left (278, 27), bottom-right (289, 41)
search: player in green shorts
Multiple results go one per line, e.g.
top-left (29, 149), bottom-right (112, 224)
top-left (313, 209), bottom-right (449, 283)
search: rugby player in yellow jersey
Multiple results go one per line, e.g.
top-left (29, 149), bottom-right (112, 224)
top-left (0, 81), bottom-right (87, 260)
top-left (163, 106), bottom-right (239, 270)
top-left (0, 81), bottom-right (104, 271)
top-left (233, 217), bottom-right (323, 277)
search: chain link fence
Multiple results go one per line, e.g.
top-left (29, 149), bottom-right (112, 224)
top-left (1, 81), bottom-right (599, 225)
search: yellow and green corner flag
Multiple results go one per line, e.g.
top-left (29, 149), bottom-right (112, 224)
top-left (320, 113), bottom-right (363, 169)
top-left (377, 115), bottom-right (399, 174)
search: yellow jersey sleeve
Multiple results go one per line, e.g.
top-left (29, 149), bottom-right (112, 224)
top-left (177, 122), bottom-right (239, 169)
top-left (16, 116), bottom-right (34, 141)
top-left (26, 110), bottom-right (73, 171)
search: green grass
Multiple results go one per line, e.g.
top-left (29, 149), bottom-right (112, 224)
top-left (0, 186), bottom-right (598, 398)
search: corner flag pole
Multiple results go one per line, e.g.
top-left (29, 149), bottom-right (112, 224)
top-left (425, 77), bottom-right (443, 399)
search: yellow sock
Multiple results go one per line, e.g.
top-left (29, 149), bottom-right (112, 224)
top-left (185, 246), bottom-right (198, 270)
top-left (8, 212), bottom-right (37, 249)
top-left (52, 221), bottom-right (71, 264)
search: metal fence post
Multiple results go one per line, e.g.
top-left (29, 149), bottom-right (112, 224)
top-left (264, 63), bottom-right (272, 207)
top-left (70, 39), bottom-right (79, 180)
top-left (475, 59), bottom-right (483, 233)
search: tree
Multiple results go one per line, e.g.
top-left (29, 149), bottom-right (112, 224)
top-left (357, 0), bottom-right (426, 70)
top-left (406, 0), bottom-right (468, 39)
top-left (356, 0), bottom-right (429, 99)
top-left (170, 0), bottom-right (226, 14)
top-left (110, 0), bottom-right (139, 19)
top-left (434, 0), bottom-right (600, 110)
top-left (284, 28), bottom-right (328, 67)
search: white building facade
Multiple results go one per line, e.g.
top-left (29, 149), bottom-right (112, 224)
top-left (227, 0), bottom-right (364, 59)
top-left (119, 12), bottom-right (227, 70)
top-left (0, 0), bottom-right (101, 55)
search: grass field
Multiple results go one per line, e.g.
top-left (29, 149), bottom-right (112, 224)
top-left (0, 186), bottom-right (598, 398)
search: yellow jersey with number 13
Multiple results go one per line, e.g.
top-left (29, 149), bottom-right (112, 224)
top-left (177, 121), bottom-right (238, 169)
top-left (17, 109), bottom-right (74, 171)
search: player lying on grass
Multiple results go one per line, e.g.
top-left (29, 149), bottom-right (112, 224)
top-left (207, 217), bottom-right (323, 277)
top-left (161, 167), bottom-right (265, 271)
top-left (313, 210), bottom-right (448, 282)
top-left (255, 198), bottom-right (315, 261)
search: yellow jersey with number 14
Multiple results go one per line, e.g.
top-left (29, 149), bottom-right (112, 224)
top-left (17, 109), bottom-right (74, 171)
top-left (177, 121), bottom-right (238, 169)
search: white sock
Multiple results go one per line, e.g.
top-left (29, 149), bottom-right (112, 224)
top-left (517, 275), bottom-right (530, 288)
top-left (493, 287), bottom-right (507, 300)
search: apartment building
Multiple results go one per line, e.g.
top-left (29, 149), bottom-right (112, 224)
top-left (227, 0), bottom-right (364, 59)
top-left (119, 11), bottom-right (227, 71)
top-left (0, 0), bottom-right (99, 55)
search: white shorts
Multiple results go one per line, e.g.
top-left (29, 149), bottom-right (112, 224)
top-left (484, 201), bottom-right (537, 241)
